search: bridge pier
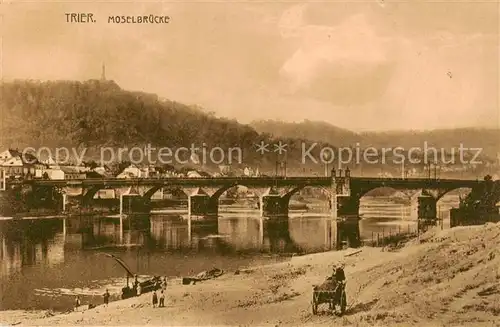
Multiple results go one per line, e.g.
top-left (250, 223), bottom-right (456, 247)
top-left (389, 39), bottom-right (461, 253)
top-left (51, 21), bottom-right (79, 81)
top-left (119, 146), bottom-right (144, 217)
top-left (326, 169), bottom-right (361, 250)
top-left (417, 195), bottom-right (438, 232)
top-left (261, 218), bottom-right (296, 253)
top-left (329, 217), bottom-right (362, 250)
top-left (62, 193), bottom-right (67, 213)
top-left (261, 195), bottom-right (289, 217)
top-left (331, 195), bottom-right (361, 249)
top-left (188, 194), bottom-right (219, 217)
top-left (119, 192), bottom-right (150, 216)
top-left (334, 195), bottom-right (360, 219)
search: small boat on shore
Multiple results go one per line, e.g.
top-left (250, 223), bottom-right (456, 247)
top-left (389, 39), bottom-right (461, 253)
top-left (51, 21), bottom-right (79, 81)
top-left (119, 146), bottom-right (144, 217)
top-left (182, 268), bottom-right (224, 285)
top-left (100, 253), bottom-right (162, 299)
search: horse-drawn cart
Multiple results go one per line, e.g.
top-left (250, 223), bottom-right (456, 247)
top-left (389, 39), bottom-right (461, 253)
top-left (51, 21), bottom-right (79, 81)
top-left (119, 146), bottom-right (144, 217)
top-left (311, 278), bottom-right (347, 316)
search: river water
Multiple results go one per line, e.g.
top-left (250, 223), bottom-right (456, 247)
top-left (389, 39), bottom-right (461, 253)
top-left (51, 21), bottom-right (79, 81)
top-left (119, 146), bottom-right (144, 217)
top-left (0, 195), bottom-right (459, 312)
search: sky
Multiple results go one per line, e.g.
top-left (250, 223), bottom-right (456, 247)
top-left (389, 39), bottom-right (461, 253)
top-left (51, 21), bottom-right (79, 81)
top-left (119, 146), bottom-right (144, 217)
top-left (2, 0), bottom-right (499, 131)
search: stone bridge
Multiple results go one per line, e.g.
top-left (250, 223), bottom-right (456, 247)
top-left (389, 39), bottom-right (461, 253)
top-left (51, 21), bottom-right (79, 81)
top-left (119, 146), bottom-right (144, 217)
top-left (5, 168), bottom-right (483, 220)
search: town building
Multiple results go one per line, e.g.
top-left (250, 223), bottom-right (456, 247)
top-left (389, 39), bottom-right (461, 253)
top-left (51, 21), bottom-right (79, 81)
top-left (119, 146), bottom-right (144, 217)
top-left (187, 170), bottom-right (202, 178)
top-left (0, 149), bottom-right (17, 163)
top-left (60, 166), bottom-right (87, 179)
top-left (94, 165), bottom-right (114, 178)
top-left (43, 166), bottom-right (87, 180)
top-left (0, 149), bottom-right (46, 178)
top-left (116, 164), bottom-right (150, 178)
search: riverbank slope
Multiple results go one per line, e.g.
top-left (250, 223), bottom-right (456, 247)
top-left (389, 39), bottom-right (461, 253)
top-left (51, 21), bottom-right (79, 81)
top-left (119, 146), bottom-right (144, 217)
top-left (2, 223), bottom-right (500, 326)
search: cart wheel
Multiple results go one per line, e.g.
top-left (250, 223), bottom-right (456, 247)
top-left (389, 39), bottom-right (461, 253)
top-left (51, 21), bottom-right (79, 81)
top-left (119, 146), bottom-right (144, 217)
top-left (312, 294), bottom-right (318, 315)
top-left (312, 301), bottom-right (318, 315)
top-left (339, 291), bottom-right (347, 316)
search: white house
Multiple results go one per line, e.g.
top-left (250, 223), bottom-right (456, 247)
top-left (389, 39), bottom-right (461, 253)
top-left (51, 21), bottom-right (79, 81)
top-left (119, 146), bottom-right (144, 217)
top-left (0, 149), bottom-right (17, 163)
top-left (187, 171), bottom-right (202, 178)
top-left (94, 166), bottom-right (114, 178)
top-left (44, 168), bottom-right (65, 180)
top-left (2, 156), bottom-right (25, 177)
top-left (60, 166), bottom-right (87, 179)
top-left (0, 149), bottom-right (45, 177)
top-left (44, 166), bottom-right (86, 180)
top-left (117, 164), bottom-right (149, 178)
top-left (116, 171), bottom-right (136, 179)
top-left (94, 166), bottom-right (107, 175)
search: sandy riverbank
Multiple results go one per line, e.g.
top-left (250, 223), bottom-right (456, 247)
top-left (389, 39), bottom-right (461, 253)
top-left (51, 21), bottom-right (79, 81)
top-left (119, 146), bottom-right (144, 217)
top-left (1, 223), bottom-right (500, 326)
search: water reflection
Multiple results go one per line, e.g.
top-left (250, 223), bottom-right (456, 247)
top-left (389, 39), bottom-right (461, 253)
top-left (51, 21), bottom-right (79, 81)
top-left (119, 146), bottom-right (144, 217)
top-left (0, 219), bottom-right (64, 277)
top-left (80, 215), bottom-right (150, 250)
top-left (76, 214), bottom-right (300, 255)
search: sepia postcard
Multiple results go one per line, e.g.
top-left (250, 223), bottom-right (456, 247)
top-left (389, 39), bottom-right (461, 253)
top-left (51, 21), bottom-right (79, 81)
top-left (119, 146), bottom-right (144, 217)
top-left (0, 0), bottom-right (499, 326)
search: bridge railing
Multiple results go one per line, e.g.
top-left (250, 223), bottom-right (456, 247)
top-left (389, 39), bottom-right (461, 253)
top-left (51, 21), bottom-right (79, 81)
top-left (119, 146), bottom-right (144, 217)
top-left (363, 224), bottom-right (419, 248)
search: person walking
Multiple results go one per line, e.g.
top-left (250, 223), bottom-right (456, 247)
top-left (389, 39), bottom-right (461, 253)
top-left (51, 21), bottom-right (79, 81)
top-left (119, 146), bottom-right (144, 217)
top-left (162, 277), bottom-right (167, 290)
top-left (74, 296), bottom-right (81, 311)
top-left (159, 290), bottom-right (165, 307)
top-left (103, 289), bottom-right (110, 307)
top-left (152, 291), bottom-right (158, 308)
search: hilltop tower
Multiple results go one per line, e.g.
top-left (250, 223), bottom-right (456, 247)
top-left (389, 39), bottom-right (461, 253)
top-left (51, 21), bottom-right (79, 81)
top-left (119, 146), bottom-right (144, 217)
top-left (101, 62), bottom-right (106, 81)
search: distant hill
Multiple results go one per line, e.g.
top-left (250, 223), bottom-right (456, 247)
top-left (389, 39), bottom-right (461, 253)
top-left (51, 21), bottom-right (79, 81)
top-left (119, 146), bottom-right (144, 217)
top-left (251, 120), bottom-right (500, 159)
top-left (251, 119), bottom-right (360, 147)
top-left (361, 128), bottom-right (500, 159)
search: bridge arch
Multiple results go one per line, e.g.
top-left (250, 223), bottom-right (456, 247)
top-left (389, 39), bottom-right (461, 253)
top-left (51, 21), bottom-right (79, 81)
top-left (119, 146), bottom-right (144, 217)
top-left (213, 183), bottom-right (263, 211)
top-left (283, 185), bottom-right (331, 201)
top-left (210, 182), bottom-right (295, 200)
top-left (282, 186), bottom-right (306, 202)
top-left (143, 185), bottom-right (162, 200)
top-left (143, 185), bottom-right (189, 200)
top-left (210, 183), bottom-right (239, 200)
top-left (209, 183), bottom-right (316, 213)
top-left (435, 187), bottom-right (473, 202)
top-left (355, 186), bottom-right (417, 221)
top-left (281, 185), bottom-right (333, 212)
top-left (354, 185), bottom-right (421, 199)
top-left (82, 185), bottom-right (106, 202)
top-left (360, 186), bottom-right (412, 198)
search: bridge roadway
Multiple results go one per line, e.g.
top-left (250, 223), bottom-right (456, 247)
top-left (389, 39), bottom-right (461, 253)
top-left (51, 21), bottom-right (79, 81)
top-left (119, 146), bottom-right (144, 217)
top-left (12, 176), bottom-right (482, 190)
